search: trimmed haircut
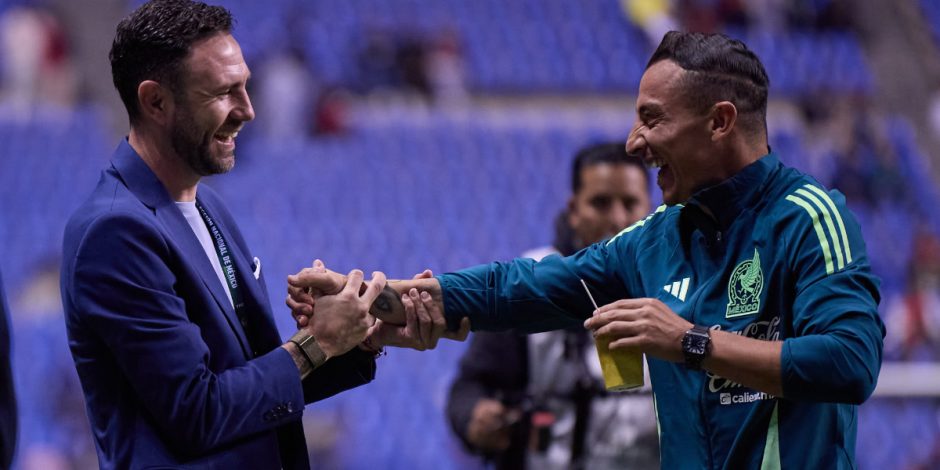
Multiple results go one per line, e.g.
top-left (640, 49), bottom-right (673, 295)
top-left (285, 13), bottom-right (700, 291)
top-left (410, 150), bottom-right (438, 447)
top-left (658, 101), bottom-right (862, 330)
top-left (647, 31), bottom-right (770, 137)
top-left (571, 143), bottom-right (649, 194)
top-left (110, 0), bottom-right (233, 124)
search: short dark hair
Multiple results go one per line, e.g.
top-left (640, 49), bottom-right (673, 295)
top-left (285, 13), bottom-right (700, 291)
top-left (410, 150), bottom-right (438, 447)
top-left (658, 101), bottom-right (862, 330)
top-left (571, 143), bottom-right (648, 194)
top-left (110, 0), bottom-right (233, 124)
top-left (647, 31), bottom-right (770, 137)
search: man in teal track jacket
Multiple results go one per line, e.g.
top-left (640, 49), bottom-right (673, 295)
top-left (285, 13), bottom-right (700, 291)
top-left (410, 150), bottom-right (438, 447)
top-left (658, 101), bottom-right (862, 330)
top-left (290, 31), bottom-right (885, 470)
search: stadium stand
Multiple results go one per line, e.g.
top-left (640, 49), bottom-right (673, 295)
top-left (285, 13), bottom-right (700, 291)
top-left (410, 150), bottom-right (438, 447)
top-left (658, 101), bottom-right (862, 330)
top-left (3, 103), bottom-right (938, 469)
top-left (128, 0), bottom-right (872, 95)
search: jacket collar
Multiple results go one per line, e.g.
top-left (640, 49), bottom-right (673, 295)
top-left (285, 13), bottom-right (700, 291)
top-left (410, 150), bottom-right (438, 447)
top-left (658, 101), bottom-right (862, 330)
top-left (110, 138), bottom-right (175, 210)
top-left (685, 151), bottom-right (780, 232)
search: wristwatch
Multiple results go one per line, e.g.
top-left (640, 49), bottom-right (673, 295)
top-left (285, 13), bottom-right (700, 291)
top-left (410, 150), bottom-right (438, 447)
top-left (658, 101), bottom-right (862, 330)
top-left (682, 324), bottom-right (711, 371)
top-left (288, 330), bottom-right (328, 371)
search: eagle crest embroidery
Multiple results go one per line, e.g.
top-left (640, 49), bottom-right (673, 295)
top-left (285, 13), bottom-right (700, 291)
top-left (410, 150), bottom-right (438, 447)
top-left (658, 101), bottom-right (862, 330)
top-left (726, 249), bottom-right (764, 318)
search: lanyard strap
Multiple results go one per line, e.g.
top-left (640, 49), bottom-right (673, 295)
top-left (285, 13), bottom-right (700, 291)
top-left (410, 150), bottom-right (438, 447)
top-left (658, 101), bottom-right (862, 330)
top-left (195, 201), bottom-right (249, 331)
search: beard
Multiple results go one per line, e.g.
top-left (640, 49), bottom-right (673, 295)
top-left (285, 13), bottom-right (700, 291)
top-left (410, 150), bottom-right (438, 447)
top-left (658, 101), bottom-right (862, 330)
top-left (170, 105), bottom-right (234, 177)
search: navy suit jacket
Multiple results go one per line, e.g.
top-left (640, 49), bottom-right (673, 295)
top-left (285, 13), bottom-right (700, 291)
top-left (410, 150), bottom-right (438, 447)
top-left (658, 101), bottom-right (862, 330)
top-left (0, 266), bottom-right (16, 470)
top-left (60, 140), bottom-right (375, 470)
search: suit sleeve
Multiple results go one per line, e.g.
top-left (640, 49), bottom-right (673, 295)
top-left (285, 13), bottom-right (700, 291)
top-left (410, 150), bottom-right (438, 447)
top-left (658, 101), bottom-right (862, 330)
top-left (779, 187), bottom-right (885, 404)
top-left (67, 212), bottom-right (306, 455)
top-left (438, 233), bottom-right (636, 333)
top-left (301, 347), bottom-right (375, 404)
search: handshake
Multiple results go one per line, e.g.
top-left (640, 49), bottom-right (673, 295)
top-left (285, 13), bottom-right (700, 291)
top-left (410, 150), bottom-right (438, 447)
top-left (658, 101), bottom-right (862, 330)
top-left (284, 260), bottom-right (472, 360)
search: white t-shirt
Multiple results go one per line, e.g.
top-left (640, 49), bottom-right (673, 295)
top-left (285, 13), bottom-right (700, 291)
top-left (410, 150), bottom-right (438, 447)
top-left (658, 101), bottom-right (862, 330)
top-left (175, 200), bottom-right (234, 307)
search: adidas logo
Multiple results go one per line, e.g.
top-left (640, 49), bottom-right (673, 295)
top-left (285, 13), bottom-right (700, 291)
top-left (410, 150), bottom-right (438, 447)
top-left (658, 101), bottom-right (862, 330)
top-left (664, 278), bottom-right (691, 301)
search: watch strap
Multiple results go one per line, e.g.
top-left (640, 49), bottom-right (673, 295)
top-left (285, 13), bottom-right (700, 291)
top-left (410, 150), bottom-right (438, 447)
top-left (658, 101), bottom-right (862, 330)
top-left (289, 330), bottom-right (328, 371)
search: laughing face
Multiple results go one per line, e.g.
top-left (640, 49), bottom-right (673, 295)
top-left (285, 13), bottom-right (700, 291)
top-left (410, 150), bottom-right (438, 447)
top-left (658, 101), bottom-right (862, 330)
top-left (171, 33), bottom-right (253, 176)
top-left (626, 60), bottom-right (718, 205)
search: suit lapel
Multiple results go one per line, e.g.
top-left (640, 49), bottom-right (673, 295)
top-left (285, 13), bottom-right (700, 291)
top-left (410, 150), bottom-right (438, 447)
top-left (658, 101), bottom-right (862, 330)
top-left (111, 140), bottom-right (253, 359)
top-left (199, 197), bottom-right (283, 352)
top-left (156, 204), bottom-right (254, 358)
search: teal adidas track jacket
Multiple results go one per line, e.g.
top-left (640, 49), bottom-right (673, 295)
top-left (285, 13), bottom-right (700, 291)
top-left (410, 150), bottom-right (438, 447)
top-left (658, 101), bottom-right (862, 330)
top-left (438, 152), bottom-right (885, 470)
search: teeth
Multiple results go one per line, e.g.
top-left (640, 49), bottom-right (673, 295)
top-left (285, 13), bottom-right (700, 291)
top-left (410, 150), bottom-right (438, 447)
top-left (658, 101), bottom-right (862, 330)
top-left (215, 131), bottom-right (238, 140)
top-left (647, 159), bottom-right (665, 169)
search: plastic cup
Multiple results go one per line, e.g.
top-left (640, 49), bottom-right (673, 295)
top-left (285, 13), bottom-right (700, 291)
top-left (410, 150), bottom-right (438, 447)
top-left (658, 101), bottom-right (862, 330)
top-left (594, 336), bottom-right (644, 391)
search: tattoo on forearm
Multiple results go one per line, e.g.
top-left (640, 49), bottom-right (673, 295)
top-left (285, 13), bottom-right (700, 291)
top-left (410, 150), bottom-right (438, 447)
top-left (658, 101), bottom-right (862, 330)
top-left (371, 285), bottom-right (406, 324)
top-left (287, 343), bottom-right (314, 379)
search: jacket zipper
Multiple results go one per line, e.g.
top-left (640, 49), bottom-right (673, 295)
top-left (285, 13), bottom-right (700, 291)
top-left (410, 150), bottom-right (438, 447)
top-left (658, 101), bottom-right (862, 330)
top-left (685, 230), bottom-right (725, 470)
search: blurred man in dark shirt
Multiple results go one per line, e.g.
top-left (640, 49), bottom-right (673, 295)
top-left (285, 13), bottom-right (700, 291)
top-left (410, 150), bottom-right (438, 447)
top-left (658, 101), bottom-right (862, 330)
top-left (446, 143), bottom-right (659, 470)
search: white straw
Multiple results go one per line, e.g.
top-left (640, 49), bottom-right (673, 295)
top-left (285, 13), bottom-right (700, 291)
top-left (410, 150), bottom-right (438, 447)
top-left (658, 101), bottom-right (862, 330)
top-left (580, 279), bottom-right (600, 312)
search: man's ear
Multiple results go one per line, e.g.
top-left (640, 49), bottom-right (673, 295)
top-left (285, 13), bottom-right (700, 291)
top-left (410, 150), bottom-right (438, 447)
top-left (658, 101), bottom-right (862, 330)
top-left (567, 195), bottom-right (580, 228)
top-left (709, 101), bottom-right (737, 143)
top-left (137, 80), bottom-right (174, 126)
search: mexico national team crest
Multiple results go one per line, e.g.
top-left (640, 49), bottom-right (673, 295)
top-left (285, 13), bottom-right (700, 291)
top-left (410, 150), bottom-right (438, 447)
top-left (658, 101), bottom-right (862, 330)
top-left (726, 249), bottom-right (763, 318)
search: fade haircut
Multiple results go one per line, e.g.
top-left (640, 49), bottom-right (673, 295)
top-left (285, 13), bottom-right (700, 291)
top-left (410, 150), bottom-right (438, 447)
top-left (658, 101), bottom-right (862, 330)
top-left (110, 0), bottom-right (233, 124)
top-left (648, 31), bottom-right (770, 138)
top-left (571, 143), bottom-right (649, 194)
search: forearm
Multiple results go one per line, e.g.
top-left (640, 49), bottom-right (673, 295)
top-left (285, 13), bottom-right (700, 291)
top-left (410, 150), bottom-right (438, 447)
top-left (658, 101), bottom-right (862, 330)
top-left (369, 278), bottom-right (443, 324)
top-left (701, 330), bottom-right (783, 397)
top-left (437, 260), bottom-right (596, 333)
top-left (701, 325), bottom-right (881, 404)
top-left (282, 342), bottom-right (315, 379)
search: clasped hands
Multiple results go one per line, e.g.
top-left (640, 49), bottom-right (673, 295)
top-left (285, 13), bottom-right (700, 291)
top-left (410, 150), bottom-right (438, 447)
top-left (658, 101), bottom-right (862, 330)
top-left (285, 260), bottom-right (471, 359)
top-left (285, 259), bottom-right (691, 362)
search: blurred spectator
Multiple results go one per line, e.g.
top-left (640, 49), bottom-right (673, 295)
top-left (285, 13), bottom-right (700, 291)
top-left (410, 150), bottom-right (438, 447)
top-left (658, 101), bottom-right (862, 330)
top-left (358, 31), bottom-right (399, 92)
top-left (0, 265), bottom-right (16, 470)
top-left (425, 32), bottom-right (468, 106)
top-left (808, 0), bottom-right (852, 30)
top-left (818, 97), bottom-right (908, 208)
top-left (675, 0), bottom-right (746, 34)
top-left (780, 0), bottom-right (853, 30)
top-left (311, 87), bottom-right (351, 136)
top-left (622, 0), bottom-right (679, 47)
top-left (798, 93), bottom-right (841, 186)
top-left (633, 0), bottom-right (853, 39)
top-left (255, 49), bottom-right (317, 140)
top-left (884, 233), bottom-right (940, 361)
top-left (678, 0), bottom-right (720, 34)
top-left (0, 7), bottom-right (78, 118)
top-left (395, 36), bottom-right (431, 97)
top-left (12, 264), bottom-right (97, 470)
top-left (448, 143), bottom-right (658, 470)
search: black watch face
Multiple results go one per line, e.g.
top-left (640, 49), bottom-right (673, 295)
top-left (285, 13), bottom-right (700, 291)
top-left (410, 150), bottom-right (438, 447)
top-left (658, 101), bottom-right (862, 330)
top-left (687, 338), bottom-right (708, 355)
top-left (684, 332), bottom-right (709, 355)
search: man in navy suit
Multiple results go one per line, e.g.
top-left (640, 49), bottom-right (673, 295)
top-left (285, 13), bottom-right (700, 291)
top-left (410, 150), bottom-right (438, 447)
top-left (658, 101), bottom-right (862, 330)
top-left (60, 2), bottom-right (423, 468)
top-left (0, 266), bottom-right (15, 470)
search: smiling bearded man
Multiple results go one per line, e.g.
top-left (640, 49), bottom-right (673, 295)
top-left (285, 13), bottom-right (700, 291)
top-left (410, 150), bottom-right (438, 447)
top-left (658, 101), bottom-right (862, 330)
top-left (59, 2), bottom-right (392, 469)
